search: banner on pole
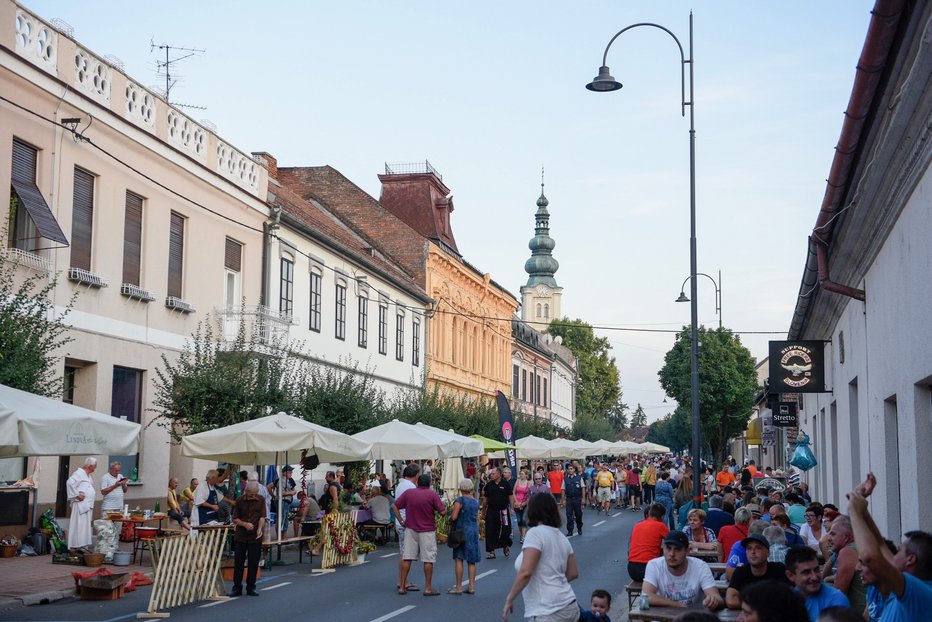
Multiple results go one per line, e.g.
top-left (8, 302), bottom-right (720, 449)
top-left (495, 391), bottom-right (517, 470)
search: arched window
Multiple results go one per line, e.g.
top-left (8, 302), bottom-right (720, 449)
top-left (536, 303), bottom-right (542, 317)
top-left (544, 303), bottom-right (550, 319)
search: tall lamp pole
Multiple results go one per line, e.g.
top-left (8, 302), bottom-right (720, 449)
top-left (587, 13), bottom-right (701, 503)
top-left (677, 270), bottom-right (722, 329)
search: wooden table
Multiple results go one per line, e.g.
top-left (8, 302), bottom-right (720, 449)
top-left (689, 548), bottom-right (720, 561)
top-left (629, 606), bottom-right (738, 621)
top-left (708, 562), bottom-right (727, 577)
top-left (107, 514), bottom-right (167, 564)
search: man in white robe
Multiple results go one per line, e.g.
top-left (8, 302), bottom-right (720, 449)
top-left (66, 457), bottom-right (97, 549)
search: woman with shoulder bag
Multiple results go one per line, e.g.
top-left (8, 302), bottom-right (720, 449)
top-left (449, 478), bottom-right (480, 595)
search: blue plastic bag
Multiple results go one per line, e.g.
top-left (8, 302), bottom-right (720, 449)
top-left (790, 432), bottom-right (818, 471)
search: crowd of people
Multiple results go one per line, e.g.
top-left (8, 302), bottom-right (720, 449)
top-left (68, 453), bottom-right (930, 620)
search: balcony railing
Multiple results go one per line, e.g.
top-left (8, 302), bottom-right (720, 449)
top-left (215, 304), bottom-right (294, 344)
top-left (1, 247), bottom-right (53, 272)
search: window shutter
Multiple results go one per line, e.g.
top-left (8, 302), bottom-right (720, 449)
top-left (123, 191), bottom-right (143, 286)
top-left (11, 139), bottom-right (37, 182)
top-left (167, 212), bottom-right (185, 298)
top-left (70, 168), bottom-right (94, 271)
top-left (224, 237), bottom-right (242, 272)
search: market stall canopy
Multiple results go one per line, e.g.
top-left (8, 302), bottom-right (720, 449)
top-left (514, 435), bottom-right (560, 459)
top-left (469, 434), bottom-right (514, 453)
top-left (0, 382), bottom-right (140, 457)
top-left (351, 419), bottom-right (484, 460)
top-left (548, 438), bottom-right (586, 459)
top-left (181, 412), bottom-right (372, 464)
top-left (440, 457), bottom-right (465, 498)
top-left (635, 441), bottom-right (670, 454)
top-left (605, 440), bottom-right (642, 454)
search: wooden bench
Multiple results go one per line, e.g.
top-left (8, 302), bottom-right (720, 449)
top-left (358, 523), bottom-right (393, 544)
top-left (261, 535), bottom-right (315, 570)
top-left (626, 580), bottom-right (643, 610)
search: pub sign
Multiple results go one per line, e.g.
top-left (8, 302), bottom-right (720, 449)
top-left (768, 340), bottom-right (828, 393)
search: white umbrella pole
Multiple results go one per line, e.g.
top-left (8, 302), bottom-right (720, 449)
top-left (277, 452), bottom-right (283, 544)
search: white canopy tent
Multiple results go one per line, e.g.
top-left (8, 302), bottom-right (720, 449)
top-left (513, 435), bottom-right (560, 460)
top-left (0, 382), bottom-right (140, 457)
top-left (181, 412), bottom-right (373, 543)
top-left (351, 419), bottom-right (484, 460)
top-left (635, 441), bottom-right (671, 454)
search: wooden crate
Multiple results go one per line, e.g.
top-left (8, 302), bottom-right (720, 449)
top-left (80, 584), bottom-right (124, 600)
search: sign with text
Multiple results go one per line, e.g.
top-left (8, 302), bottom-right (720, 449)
top-left (769, 341), bottom-right (828, 393)
top-left (773, 402), bottom-right (798, 427)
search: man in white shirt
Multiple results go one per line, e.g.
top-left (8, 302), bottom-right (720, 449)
top-left (643, 530), bottom-right (724, 610)
top-left (192, 469), bottom-right (221, 527)
top-left (66, 457), bottom-right (97, 549)
top-left (394, 464), bottom-right (420, 592)
top-left (100, 461), bottom-right (128, 516)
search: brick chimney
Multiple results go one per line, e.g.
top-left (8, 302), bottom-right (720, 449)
top-left (379, 163), bottom-right (457, 252)
top-left (252, 152), bottom-right (278, 180)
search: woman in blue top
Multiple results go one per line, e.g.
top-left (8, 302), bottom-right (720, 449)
top-left (654, 471), bottom-right (676, 529)
top-left (449, 478), bottom-right (481, 595)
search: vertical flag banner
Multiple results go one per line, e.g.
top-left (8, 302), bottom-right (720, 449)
top-left (495, 391), bottom-right (517, 470)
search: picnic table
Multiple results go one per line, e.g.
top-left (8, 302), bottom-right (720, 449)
top-left (628, 606), bottom-right (739, 621)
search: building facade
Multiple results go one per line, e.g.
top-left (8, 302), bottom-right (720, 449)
top-left (784, 0), bottom-right (932, 540)
top-left (1, 0), bottom-right (271, 520)
top-left (520, 183), bottom-right (562, 327)
top-left (511, 318), bottom-right (553, 422)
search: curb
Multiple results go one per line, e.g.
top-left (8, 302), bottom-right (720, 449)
top-left (19, 587), bottom-right (77, 606)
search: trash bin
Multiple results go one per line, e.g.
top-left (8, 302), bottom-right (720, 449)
top-left (31, 532), bottom-right (48, 555)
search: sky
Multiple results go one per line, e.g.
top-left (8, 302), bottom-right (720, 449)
top-left (24, 1), bottom-right (876, 424)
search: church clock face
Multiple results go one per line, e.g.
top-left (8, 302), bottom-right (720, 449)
top-left (536, 285), bottom-right (548, 296)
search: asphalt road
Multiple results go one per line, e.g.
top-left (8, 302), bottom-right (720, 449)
top-left (6, 505), bottom-right (642, 622)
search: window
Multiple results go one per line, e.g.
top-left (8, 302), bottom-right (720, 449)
top-left (536, 303), bottom-right (541, 318)
top-left (412, 318), bottom-right (420, 366)
top-left (279, 255), bottom-right (294, 318)
top-left (357, 295), bottom-right (368, 348)
top-left (543, 378), bottom-right (548, 408)
top-left (536, 373), bottom-right (542, 405)
top-left (224, 238), bottom-right (242, 305)
top-left (378, 303), bottom-right (388, 354)
top-left (9, 139), bottom-right (67, 252)
top-left (110, 367), bottom-right (142, 477)
top-left (122, 192), bottom-right (143, 286)
top-left (167, 211), bottom-right (185, 298)
top-left (335, 281), bottom-right (346, 340)
top-left (70, 167), bottom-right (95, 271)
top-left (544, 303), bottom-right (549, 319)
top-left (309, 271), bottom-right (322, 332)
top-left (395, 314), bottom-right (404, 361)
top-left (522, 369), bottom-right (527, 401)
top-left (513, 364), bottom-right (520, 398)
top-left (530, 373), bottom-right (536, 405)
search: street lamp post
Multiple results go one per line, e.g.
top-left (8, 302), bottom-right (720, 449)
top-left (587, 13), bottom-right (702, 504)
top-left (677, 270), bottom-right (722, 329)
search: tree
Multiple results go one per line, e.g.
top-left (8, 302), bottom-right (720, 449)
top-left (151, 312), bottom-right (307, 442)
top-left (658, 326), bottom-right (759, 464)
top-left (0, 251), bottom-right (75, 397)
top-left (547, 318), bottom-right (620, 419)
top-left (647, 406), bottom-right (691, 453)
top-left (571, 411), bottom-right (616, 442)
top-left (629, 403), bottom-right (647, 429)
top-left (605, 397), bottom-right (628, 433)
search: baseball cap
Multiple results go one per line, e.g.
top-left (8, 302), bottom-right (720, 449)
top-left (283, 465), bottom-right (294, 472)
top-left (745, 503), bottom-right (762, 516)
top-left (741, 534), bottom-right (770, 549)
top-left (662, 531), bottom-right (690, 548)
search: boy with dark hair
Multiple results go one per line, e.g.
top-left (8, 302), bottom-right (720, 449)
top-left (579, 589), bottom-right (611, 621)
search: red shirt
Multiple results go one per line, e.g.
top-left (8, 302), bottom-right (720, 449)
top-left (393, 487), bottom-right (446, 533)
top-left (547, 470), bottom-right (564, 495)
top-left (628, 518), bottom-right (669, 563)
top-left (718, 523), bottom-right (749, 563)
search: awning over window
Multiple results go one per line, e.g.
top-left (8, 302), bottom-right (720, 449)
top-left (10, 178), bottom-right (69, 246)
top-left (745, 417), bottom-right (762, 445)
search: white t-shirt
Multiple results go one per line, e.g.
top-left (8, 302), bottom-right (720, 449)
top-left (100, 472), bottom-right (125, 511)
top-left (394, 478), bottom-right (416, 523)
top-left (514, 525), bottom-right (576, 617)
top-left (644, 556), bottom-right (715, 608)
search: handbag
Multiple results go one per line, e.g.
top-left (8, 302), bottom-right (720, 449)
top-left (447, 497), bottom-right (466, 549)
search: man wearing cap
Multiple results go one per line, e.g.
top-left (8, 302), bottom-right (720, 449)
top-left (725, 519), bottom-right (769, 580)
top-left (724, 534), bottom-right (789, 609)
top-left (643, 530), bottom-right (723, 610)
top-left (272, 465), bottom-right (298, 535)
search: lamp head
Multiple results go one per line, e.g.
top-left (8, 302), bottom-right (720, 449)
top-left (675, 291), bottom-right (690, 303)
top-left (586, 66), bottom-right (622, 92)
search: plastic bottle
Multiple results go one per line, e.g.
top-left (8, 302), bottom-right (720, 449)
top-left (131, 467), bottom-right (138, 482)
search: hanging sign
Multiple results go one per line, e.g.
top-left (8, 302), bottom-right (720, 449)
top-left (772, 402), bottom-right (798, 427)
top-left (769, 341), bottom-right (828, 393)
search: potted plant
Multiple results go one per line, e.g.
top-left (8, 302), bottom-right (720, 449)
top-left (355, 540), bottom-right (376, 563)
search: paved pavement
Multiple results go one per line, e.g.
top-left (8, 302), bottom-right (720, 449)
top-left (1, 505), bottom-right (642, 622)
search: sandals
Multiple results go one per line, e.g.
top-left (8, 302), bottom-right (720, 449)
top-left (465, 588), bottom-right (475, 595)
top-left (423, 590), bottom-right (441, 596)
top-left (447, 587), bottom-right (462, 595)
top-left (503, 546), bottom-right (511, 557)
top-left (397, 588), bottom-right (407, 595)
top-left (486, 552), bottom-right (496, 559)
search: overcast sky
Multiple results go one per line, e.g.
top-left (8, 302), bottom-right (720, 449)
top-left (26, 1), bottom-right (875, 423)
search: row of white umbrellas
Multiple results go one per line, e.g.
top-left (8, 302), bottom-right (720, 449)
top-left (490, 435), bottom-right (669, 460)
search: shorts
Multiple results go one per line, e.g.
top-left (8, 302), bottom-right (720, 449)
top-left (395, 522), bottom-right (406, 551)
top-left (402, 529), bottom-right (438, 563)
top-left (597, 487), bottom-right (613, 502)
top-left (528, 599), bottom-right (580, 622)
top-left (628, 485), bottom-right (641, 497)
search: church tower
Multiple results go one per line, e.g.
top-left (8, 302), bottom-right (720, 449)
top-left (520, 174), bottom-right (562, 325)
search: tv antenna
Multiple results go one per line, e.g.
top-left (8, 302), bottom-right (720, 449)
top-left (150, 39), bottom-right (206, 110)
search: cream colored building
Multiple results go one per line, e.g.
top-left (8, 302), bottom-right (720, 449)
top-left (0, 1), bottom-right (272, 521)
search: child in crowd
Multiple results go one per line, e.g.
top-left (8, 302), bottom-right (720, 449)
top-left (579, 589), bottom-right (611, 621)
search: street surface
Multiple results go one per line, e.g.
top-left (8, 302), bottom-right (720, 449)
top-left (4, 507), bottom-right (641, 622)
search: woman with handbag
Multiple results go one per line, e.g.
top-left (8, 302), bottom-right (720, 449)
top-left (448, 478), bottom-right (480, 595)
